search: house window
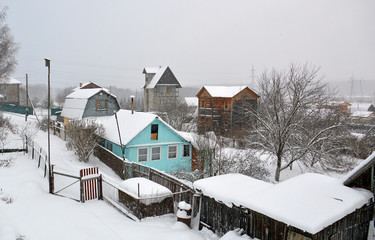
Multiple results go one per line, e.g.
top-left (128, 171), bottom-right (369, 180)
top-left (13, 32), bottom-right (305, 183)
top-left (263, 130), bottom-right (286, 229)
top-left (151, 124), bottom-right (158, 140)
top-left (138, 148), bottom-right (148, 162)
top-left (151, 147), bottom-right (161, 161)
top-left (107, 142), bottom-right (113, 151)
top-left (224, 102), bottom-right (228, 110)
top-left (183, 144), bottom-right (190, 157)
top-left (168, 145), bottom-right (177, 159)
top-left (96, 99), bottom-right (108, 111)
top-left (201, 100), bottom-right (205, 108)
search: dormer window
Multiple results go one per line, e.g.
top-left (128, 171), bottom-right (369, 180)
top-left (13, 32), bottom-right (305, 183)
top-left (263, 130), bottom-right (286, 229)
top-left (151, 124), bottom-right (158, 140)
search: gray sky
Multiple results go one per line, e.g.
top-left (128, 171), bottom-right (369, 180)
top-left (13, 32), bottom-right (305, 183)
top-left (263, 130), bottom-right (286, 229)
top-left (3, 0), bottom-right (375, 90)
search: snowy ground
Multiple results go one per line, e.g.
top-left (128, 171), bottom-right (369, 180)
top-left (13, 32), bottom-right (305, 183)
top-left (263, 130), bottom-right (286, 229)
top-left (0, 112), bottom-right (254, 240)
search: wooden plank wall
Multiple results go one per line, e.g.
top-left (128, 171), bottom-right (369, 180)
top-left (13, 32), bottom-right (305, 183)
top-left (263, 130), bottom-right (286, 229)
top-left (200, 195), bottom-right (373, 240)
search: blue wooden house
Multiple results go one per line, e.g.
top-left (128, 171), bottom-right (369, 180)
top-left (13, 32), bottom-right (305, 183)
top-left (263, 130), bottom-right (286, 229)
top-left (61, 82), bottom-right (120, 126)
top-left (94, 109), bottom-right (193, 173)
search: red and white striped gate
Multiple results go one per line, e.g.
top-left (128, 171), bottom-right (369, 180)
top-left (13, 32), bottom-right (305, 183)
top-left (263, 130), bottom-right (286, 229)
top-left (80, 167), bottom-right (100, 202)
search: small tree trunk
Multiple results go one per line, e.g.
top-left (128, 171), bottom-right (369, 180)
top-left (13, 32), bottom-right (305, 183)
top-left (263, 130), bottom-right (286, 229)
top-left (275, 155), bottom-right (282, 182)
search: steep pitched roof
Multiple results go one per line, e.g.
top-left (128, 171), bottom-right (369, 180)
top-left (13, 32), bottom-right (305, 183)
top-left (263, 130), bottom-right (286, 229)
top-left (197, 86), bottom-right (259, 98)
top-left (93, 109), bottom-right (189, 146)
top-left (144, 66), bottom-right (182, 89)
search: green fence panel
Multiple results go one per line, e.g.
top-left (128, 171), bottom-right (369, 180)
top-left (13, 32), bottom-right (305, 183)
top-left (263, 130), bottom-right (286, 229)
top-left (51, 108), bottom-right (62, 116)
top-left (0, 104), bottom-right (33, 115)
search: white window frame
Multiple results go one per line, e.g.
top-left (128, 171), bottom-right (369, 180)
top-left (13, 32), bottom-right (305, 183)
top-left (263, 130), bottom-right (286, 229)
top-left (151, 146), bottom-right (161, 161)
top-left (168, 145), bottom-right (178, 159)
top-left (183, 144), bottom-right (190, 157)
top-left (138, 147), bottom-right (148, 162)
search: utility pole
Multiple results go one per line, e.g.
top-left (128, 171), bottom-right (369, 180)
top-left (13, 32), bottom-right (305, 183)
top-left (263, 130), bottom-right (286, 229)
top-left (25, 73), bottom-right (29, 121)
top-left (350, 74), bottom-right (354, 102)
top-left (45, 58), bottom-right (53, 194)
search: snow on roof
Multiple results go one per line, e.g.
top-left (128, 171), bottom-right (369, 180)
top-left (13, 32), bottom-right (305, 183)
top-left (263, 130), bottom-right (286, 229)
top-left (93, 109), bottom-right (158, 145)
top-left (94, 109), bottom-right (189, 146)
top-left (194, 174), bottom-right (272, 208)
top-left (340, 151), bottom-right (375, 186)
top-left (185, 97), bottom-right (198, 107)
top-left (195, 173), bottom-right (373, 234)
top-left (119, 177), bottom-right (172, 205)
top-left (146, 66), bottom-right (169, 89)
top-left (72, 82), bottom-right (104, 92)
top-left (66, 88), bottom-right (113, 99)
top-left (351, 111), bottom-right (374, 118)
top-left (0, 77), bottom-right (21, 85)
top-left (203, 86), bottom-right (249, 98)
top-left (120, 177), bottom-right (172, 198)
top-left (143, 67), bottom-right (161, 74)
top-left (60, 99), bottom-right (88, 119)
top-left (177, 131), bottom-right (216, 150)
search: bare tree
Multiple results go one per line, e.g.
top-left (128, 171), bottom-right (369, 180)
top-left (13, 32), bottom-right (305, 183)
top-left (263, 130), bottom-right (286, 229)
top-left (0, 112), bottom-right (12, 152)
top-left (56, 86), bottom-right (74, 107)
top-left (16, 121), bottom-right (38, 151)
top-left (246, 63), bottom-right (348, 181)
top-left (66, 120), bottom-right (105, 162)
top-left (158, 98), bottom-right (194, 131)
top-left (0, 5), bottom-right (18, 78)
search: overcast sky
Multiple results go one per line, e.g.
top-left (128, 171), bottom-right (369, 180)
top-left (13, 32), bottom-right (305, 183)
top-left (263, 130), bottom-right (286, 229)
top-left (3, 0), bottom-right (375, 90)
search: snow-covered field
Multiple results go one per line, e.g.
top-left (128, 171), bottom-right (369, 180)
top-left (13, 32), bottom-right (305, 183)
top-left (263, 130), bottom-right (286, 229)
top-left (0, 112), bottom-right (252, 240)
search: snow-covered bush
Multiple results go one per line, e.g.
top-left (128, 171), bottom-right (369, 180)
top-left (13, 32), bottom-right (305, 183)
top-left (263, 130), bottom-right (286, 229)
top-left (66, 120), bottom-right (105, 162)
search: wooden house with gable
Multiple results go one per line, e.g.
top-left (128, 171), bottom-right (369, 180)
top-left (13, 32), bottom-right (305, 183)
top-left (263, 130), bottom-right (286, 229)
top-left (196, 86), bottom-right (259, 138)
top-left (142, 66), bottom-right (182, 112)
top-left (61, 82), bottom-right (120, 127)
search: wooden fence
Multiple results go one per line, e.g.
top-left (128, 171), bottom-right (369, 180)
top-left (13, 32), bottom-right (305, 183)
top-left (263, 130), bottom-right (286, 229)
top-left (94, 145), bottom-right (195, 204)
top-left (27, 140), bottom-right (49, 178)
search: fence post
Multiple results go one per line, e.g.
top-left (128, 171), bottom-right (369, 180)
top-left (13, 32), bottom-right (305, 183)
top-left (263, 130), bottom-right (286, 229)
top-left (50, 165), bottom-right (55, 193)
top-left (98, 174), bottom-right (103, 200)
top-left (25, 136), bottom-right (28, 154)
top-left (38, 148), bottom-right (42, 167)
top-left (80, 177), bottom-right (85, 203)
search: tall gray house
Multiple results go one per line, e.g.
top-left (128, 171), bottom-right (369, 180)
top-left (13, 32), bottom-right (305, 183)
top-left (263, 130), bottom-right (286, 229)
top-left (142, 66), bottom-right (182, 112)
top-left (0, 77), bottom-right (21, 105)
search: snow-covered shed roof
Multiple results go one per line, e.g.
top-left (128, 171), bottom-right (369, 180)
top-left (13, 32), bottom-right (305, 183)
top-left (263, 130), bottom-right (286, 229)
top-left (351, 111), bottom-right (374, 118)
top-left (194, 173), bottom-right (373, 234)
top-left (0, 77), bottom-right (21, 85)
top-left (93, 109), bottom-right (189, 146)
top-left (120, 177), bottom-right (172, 198)
top-left (340, 151), bottom-right (375, 186)
top-left (199, 86), bottom-right (258, 98)
top-left (194, 174), bottom-right (272, 208)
